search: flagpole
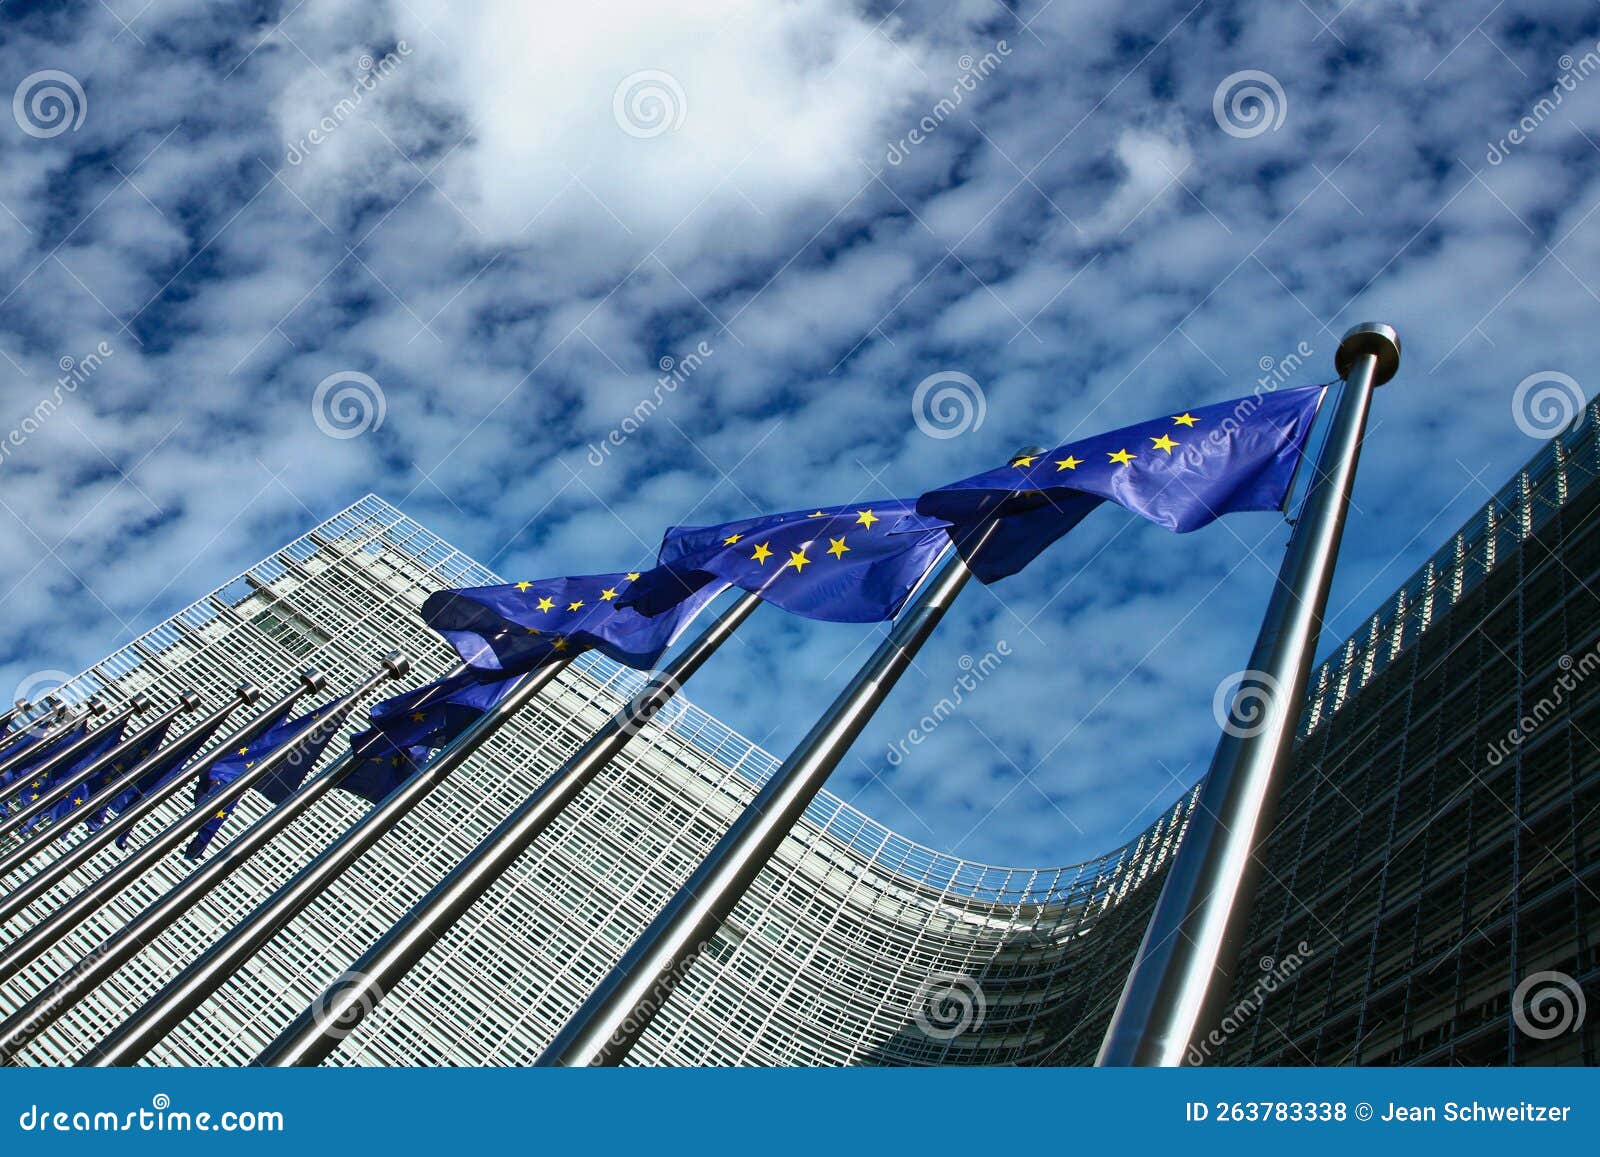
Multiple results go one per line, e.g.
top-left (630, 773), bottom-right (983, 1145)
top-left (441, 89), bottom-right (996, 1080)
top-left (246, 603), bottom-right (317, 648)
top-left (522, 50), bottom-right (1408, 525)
top-left (1096, 322), bottom-right (1400, 1066)
top-left (0, 692), bottom-right (195, 843)
top-left (0, 663), bottom-right (367, 987)
top-left (0, 702), bottom-right (71, 759)
top-left (534, 485), bottom-right (1030, 1066)
top-left (254, 589), bottom-right (765, 1066)
top-left (0, 700), bottom-right (107, 783)
top-left (0, 695), bottom-right (153, 816)
top-left (0, 685), bottom-right (258, 882)
top-left (0, 701), bottom-right (30, 735)
top-left (76, 656), bottom-right (572, 1066)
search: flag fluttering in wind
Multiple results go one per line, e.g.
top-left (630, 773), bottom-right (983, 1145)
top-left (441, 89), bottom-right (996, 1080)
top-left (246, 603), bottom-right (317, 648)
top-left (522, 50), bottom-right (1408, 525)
top-left (26, 718), bottom-right (167, 835)
top-left (0, 721), bottom-right (88, 807)
top-left (108, 713), bottom-right (237, 836)
top-left (624, 498), bottom-right (950, 623)
top-left (339, 671), bottom-right (517, 805)
top-left (916, 383), bottom-right (1326, 581)
top-left (422, 568), bottom-right (728, 676)
top-left (11, 719), bottom-right (129, 833)
top-left (185, 702), bottom-right (339, 858)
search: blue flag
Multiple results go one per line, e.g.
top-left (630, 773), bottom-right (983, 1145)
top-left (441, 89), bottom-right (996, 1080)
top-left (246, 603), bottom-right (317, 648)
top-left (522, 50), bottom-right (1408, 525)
top-left (185, 702), bottom-right (340, 859)
top-left (422, 567), bottom-right (728, 676)
top-left (339, 671), bottom-right (518, 805)
top-left (28, 718), bottom-right (169, 835)
top-left (624, 498), bottom-right (950, 623)
top-left (916, 383), bottom-right (1326, 581)
top-left (12, 720), bottom-right (127, 833)
top-left (0, 721), bottom-right (88, 800)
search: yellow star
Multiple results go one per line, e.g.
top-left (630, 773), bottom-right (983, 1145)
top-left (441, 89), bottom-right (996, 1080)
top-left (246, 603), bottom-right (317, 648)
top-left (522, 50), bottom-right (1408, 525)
top-left (245, 760), bottom-right (255, 769)
top-left (599, 587), bottom-right (618, 601)
top-left (787, 548), bottom-right (811, 572)
top-left (723, 533), bottom-right (742, 545)
top-left (568, 600), bottom-right (585, 612)
top-left (72, 797), bottom-right (83, 806)
top-left (238, 747), bottom-right (249, 756)
top-left (1172, 412), bottom-right (1198, 427)
top-left (807, 510), bottom-right (827, 518)
top-left (1150, 434), bottom-right (1178, 454)
top-left (526, 627), bottom-right (542, 635)
top-left (536, 596), bottom-right (555, 613)
top-left (751, 543), bottom-right (773, 564)
top-left (552, 636), bottom-right (569, 652)
top-left (214, 811), bottom-right (228, 820)
top-left (1108, 448), bottom-right (1135, 466)
top-left (1055, 455), bottom-right (1081, 471)
top-left (515, 581), bottom-right (532, 592)
top-left (1011, 455), bottom-right (1037, 468)
top-left (625, 572), bottom-right (641, 582)
top-left (854, 509), bottom-right (879, 530)
top-left (827, 537), bottom-right (850, 560)
top-left (410, 712), bottom-right (426, 722)
top-left (28, 794), bottom-right (38, 801)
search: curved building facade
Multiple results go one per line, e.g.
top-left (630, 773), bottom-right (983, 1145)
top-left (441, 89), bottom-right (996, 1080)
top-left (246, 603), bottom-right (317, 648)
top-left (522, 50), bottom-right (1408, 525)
top-left (2, 402), bottom-right (1598, 1066)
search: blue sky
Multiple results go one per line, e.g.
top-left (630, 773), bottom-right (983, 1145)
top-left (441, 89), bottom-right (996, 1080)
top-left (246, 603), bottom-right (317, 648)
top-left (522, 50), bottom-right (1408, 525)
top-left (0, 0), bottom-right (1596, 868)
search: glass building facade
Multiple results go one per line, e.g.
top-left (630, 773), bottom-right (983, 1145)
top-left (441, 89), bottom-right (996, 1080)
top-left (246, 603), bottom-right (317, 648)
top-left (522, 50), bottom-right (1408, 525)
top-left (1, 403), bottom-right (1596, 1066)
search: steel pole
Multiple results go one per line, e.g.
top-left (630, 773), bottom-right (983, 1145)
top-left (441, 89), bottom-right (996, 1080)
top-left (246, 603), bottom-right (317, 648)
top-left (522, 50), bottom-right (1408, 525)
top-left (82, 657), bottom-right (571, 1066)
top-left (0, 661), bottom-right (398, 987)
top-left (0, 699), bottom-right (111, 784)
top-left (0, 692), bottom-right (194, 843)
top-left (1096, 322), bottom-right (1400, 1066)
top-left (0, 703), bottom-right (71, 760)
top-left (0, 685), bottom-right (257, 882)
top-left (535, 530), bottom-right (995, 1066)
top-left (0, 663), bottom-right (480, 1063)
top-left (256, 590), bottom-right (764, 1066)
top-left (0, 672), bottom-right (322, 925)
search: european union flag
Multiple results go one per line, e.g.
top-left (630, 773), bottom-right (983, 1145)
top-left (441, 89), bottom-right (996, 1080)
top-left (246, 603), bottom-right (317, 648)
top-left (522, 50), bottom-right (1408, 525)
top-left (0, 721), bottom-right (88, 799)
top-left (185, 702), bottom-right (340, 859)
top-left (916, 383), bottom-right (1326, 581)
top-left (12, 720), bottom-right (128, 833)
top-left (624, 498), bottom-right (951, 623)
top-left (338, 670), bottom-right (517, 805)
top-left (422, 567), bottom-right (728, 676)
top-left (28, 718), bottom-right (170, 835)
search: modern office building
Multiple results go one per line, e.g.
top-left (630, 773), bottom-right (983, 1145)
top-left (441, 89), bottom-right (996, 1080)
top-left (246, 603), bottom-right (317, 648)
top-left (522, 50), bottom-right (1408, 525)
top-left (0, 403), bottom-right (1596, 1067)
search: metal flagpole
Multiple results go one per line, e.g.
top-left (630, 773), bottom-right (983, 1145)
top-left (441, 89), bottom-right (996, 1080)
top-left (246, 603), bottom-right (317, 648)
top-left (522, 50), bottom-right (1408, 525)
top-left (0, 702), bottom-right (71, 759)
top-left (0, 672), bottom-right (321, 922)
top-left (0, 701), bottom-right (30, 735)
top-left (0, 685), bottom-right (257, 882)
top-left (0, 695), bottom-right (153, 819)
top-left (1096, 322), bottom-right (1400, 1066)
top-left (0, 699), bottom-right (109, 784)
top-left (255, 590), bottom-right (764, 1066)
top-left (0, 663), bottom-right (369, 986)
top-left (79, 656), bottom-right (573, 1066)
top-left (0, 692), bottom-right (196, 843)
top-left (534, 481), bottom-right (1032, 1065)
top-left (0, 663), bottom-right (473, 1064)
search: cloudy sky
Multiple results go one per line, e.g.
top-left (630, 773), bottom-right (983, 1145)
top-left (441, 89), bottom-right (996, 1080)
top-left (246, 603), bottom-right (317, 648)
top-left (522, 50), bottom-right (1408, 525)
top-left (0, 0), bottom-right (1595, 867)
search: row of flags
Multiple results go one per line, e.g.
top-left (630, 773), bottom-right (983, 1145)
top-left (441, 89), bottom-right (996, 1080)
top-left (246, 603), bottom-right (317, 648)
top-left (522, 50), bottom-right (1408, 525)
top-left (0, 380), bottom-right (1324, 859)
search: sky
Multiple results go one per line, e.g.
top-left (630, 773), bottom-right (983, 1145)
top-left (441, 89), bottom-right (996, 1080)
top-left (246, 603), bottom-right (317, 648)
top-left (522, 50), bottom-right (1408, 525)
top-left (0, 0), bottom-right (1596, 869)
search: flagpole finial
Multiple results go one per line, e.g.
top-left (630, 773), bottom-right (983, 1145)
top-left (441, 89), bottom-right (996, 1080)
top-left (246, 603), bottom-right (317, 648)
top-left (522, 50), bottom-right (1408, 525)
top-left (380, 651), bottom-right (412, 679)
top-left (235, 681), bottom-right (262, 705)
top-left (178, 690), bottom-right (203, 712)
top-left (298, 668), bottom-right (329, 694)
top-left (1336, 322), bottom-right (1400, 386)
